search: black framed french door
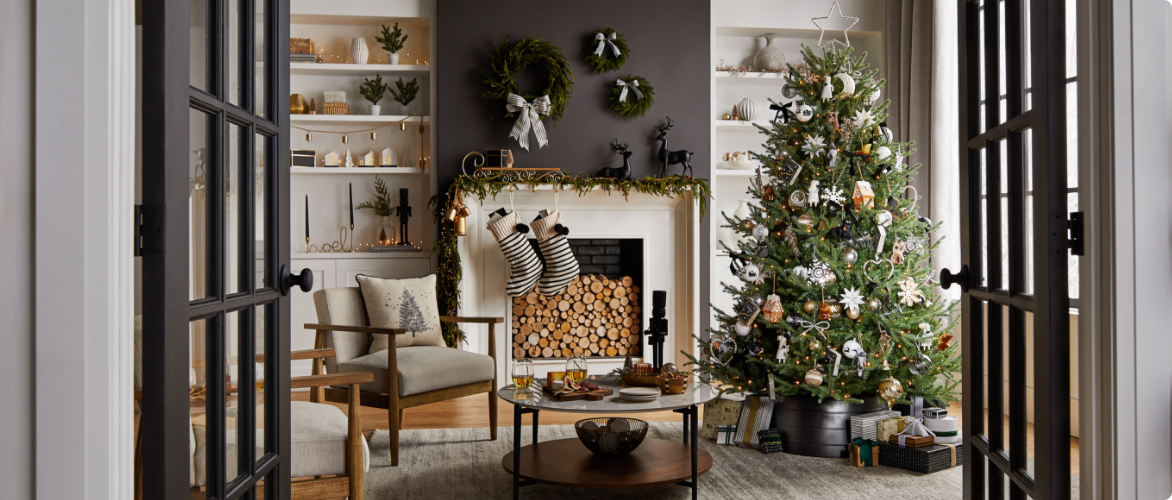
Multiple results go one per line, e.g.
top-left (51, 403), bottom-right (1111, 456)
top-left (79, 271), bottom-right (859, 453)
top-left (140, 0), bottom-right (291, 498)
top-left (950, 0), bottom-right (1073, 499)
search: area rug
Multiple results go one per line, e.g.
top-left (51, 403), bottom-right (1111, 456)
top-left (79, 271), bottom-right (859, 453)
top-left (363, 422), bottom-right (967, 499)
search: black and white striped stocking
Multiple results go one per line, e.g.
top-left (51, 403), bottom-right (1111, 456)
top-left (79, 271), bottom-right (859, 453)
top-left (487, 210), bottom-right (542, 297)
top-left (532, 210), bottom-right (579, 296)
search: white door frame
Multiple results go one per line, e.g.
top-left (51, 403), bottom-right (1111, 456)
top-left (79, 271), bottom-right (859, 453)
top-left (34, 0), bottom-right (136, 498)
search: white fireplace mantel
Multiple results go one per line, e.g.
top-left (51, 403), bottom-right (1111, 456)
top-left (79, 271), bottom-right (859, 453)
top-left (456, 185), bottom-right (700, 383)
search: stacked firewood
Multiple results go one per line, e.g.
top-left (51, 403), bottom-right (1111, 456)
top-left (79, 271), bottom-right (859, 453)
top-left (511, 275), bottom-right (641, 359)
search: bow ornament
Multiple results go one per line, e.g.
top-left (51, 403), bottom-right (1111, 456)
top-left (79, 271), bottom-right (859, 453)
top-left (594, 32), bottom-right (621, 58)
top-left (506, 94), bottom-right (551, 151)
top-left (797, 319), bottom-right (830, 340)
top-left (616, 79), bottom-right (642, 102)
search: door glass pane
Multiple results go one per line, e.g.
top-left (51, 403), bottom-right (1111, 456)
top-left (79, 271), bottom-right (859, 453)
top-left (977, 4), bottom-right (987, 134)
top-left (226, 310), bottom-right (243, 485)
top-left (190, 109), bottom-right (212, 301)
top-left (190, 0), bottom-right (209, 91)
top-left (190, 318), bottom-right (209, 412)
top-left (227, 123), bottom-right (245, 294)
top-left (1024, 129), bottom-right (1035, 294)
top-left (998, 139), bottom-right (1009, 290)
top-left (980, 300), bottom-right (989, 439)
top-left (227, 0), bottom-right (241, 106)
top-left (254, 0), bottom-right (268, 117)
top-left (979, 149), bottom-right (988, 287)
top-left (255, 302), bottom-right (269, 460)
top-left (255, 133), bottom-right (269, 290)
top-left (1065, 0), bottom-right (1077, 79)
top-left (1023, 0), bottom-right (1032, 111)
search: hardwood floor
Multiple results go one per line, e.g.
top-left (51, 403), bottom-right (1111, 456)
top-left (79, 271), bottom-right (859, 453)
top-left (297, 393), bottom-right (1079, 477)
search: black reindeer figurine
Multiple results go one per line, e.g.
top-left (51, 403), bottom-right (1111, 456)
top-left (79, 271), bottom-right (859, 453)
top-left (596, 139), bottom-right (633, 179)
top-left (655, 116), bottom-right (694, 178)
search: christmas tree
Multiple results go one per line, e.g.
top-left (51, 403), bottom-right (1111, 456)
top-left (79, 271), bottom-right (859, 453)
top-left (689, 46), bottom-right (960, 407)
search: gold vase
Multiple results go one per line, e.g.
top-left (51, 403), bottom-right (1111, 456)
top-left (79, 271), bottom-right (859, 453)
top-left (290, 94), bottom-right (309, 115)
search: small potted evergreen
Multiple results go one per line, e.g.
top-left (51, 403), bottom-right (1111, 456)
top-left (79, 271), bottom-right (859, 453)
top-left (376, 23), bottom-right (408, 64)
top-left (359, 75), bottom-right (387, 115)
top-left (389, 77), bottom-right (419, 114)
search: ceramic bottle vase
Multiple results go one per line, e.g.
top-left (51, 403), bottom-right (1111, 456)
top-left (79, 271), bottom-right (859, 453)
top-left (736, 98), bottom-right (759, 122)
top-left (729, 199), bottom-right (754, 248)
top-left (350, 37), bottom-right (369, 64)
top-left (754, 35), bottom-right (786, 71)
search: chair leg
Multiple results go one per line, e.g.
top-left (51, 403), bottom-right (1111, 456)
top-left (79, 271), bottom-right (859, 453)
top-left (489, 389), bottom-right (498, 441)
top-left (388, 396), bottom-right (400, 467)
top-left (399, 409), bottom-right (405, 430)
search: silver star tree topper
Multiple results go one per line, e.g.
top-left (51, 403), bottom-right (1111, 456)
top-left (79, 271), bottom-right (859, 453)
top-left (812, 1), bottom-right (860, 51)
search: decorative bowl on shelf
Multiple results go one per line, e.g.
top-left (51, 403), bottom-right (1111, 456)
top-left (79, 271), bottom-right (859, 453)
top-left (718, 159), bottom-right (760, 170)
top-left (657, 373), bottom-right (691, 395)
top-left (575, 417), bottom-right (649, 456)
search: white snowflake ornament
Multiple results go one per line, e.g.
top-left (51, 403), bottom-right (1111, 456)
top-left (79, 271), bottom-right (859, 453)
top-left (853, 109), bottom-right (874, 128)
top-left (823, 185), bottom-right (845, 205)
top-left (839, 287), bottom-right (865, 313)
top-left (807, 259), bottom-right (836, 286)
top-left (897, 276), bottom-right (925, 306)
top-left (802, 135), bottom-right (827, 157)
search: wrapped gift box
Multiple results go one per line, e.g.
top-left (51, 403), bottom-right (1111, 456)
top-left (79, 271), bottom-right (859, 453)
top-left (877, 416), bottom-right (908, 442)
top-left (924, 414), bottom-right (959, 444)
top-left (757, 429), bottom-right (784, 454)
top-left (878, 442), bottom-right (963, 473)
top-left (701, 394), bottom-right (745, 440)
top-left (850, 410), bottom-right (901, 441)
top-left (849, 439), bottom-right (879, 467)
top-left (716, 425), bottom-right (738, 445)
top-left (889, 434), bottom-right (935, 447)
top-left (923, 407), bottom-right (948, 418)
top-left (733, 396), bottom-right (775, 450)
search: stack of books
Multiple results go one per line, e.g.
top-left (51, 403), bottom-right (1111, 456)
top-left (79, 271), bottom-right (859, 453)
top-left (291, 53), bottom-right (320, 63)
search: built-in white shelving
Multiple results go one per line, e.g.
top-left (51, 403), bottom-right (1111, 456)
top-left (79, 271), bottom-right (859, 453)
top-left (713, 168), bottom-right (764, 177)
top-left (715, 120), bottom-right (772, 130)
top-left (291, 250), bottom-right (427, 260)
top-left (715, 71), bottom-right (787, 82)
top-left (290, 62), bottom-right (430, 76)
top-left (290, 114), bottom-right (429, 126)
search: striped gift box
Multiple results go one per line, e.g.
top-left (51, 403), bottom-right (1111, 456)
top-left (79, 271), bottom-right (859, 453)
top-left (716, 425), bottom-right (738, 445)
top-left (850, 410), bottom-right (902, 441)
top-left (757, 429), bottom-right (785, 454)
top-left (734, 396), bottom-right (775, 450)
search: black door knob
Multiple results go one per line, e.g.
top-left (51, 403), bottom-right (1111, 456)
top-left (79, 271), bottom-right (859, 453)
top-left (939, 265), bottom-right (971, 293)
top-left (280, 265), bottom-right (314, 295)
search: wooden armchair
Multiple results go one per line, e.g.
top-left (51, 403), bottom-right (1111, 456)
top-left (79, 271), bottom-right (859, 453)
top-left (308, 287), bottom-right (504, 466)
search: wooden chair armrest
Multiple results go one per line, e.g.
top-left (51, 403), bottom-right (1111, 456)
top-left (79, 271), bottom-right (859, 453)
top-left (304, 323), bottom-right (406, 335)
top-left (290, 348), bottom-right (336, 361)
top-left (440, 316), bottom-right (504, 324)
top-left (290, 372), bottom-right (373, 389)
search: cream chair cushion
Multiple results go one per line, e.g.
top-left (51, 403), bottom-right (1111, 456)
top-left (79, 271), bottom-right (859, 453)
top-left (337, 346), bottom-right (495, 396)
top-left (192, 402), bottom-right (369, 486)
top-left (312, 288), bottom-right (374, 373)
top-left (356, 274), bottom-right (445, 349)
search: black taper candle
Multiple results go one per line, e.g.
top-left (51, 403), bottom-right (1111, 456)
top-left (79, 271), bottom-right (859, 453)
top-left (348, 183), bottom-right (354, 225)
top-left (305, 195), bottom-right (309, 239)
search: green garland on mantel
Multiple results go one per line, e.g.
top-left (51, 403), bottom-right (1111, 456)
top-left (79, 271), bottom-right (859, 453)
top-left (428, 172), bottom-right (712, 346)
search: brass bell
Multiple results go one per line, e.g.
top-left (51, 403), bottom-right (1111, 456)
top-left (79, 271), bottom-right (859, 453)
top-left (444, 205), bottom-right (459, 221)
top-left (454, 216), bottom-right (468, 236)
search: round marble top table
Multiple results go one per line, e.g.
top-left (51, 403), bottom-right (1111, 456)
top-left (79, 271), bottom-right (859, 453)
top-left (496, 375), bottom-right (719, 412)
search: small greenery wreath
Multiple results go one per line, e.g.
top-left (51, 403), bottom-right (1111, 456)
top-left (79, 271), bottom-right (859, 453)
top-left (584, 28), bottom-right (630, 73)
top-left (609, 75), bottom-right (655, 118)
top-left (482, 36), bottom-right (574, 124)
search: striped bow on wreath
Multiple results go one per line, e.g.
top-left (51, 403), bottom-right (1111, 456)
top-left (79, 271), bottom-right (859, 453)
top-left (505, 93), bottom-right (551, 151)
top-left (594, 32), bottom-right (621, 57)
top-left (616, 79), bottom-right (642, 102)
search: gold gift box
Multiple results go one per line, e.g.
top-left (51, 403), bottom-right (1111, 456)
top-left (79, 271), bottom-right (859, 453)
top-left (877, 416), bottom-right (908, 442)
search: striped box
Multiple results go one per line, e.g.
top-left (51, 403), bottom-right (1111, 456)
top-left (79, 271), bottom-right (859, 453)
top-left (850, 410), bottom-right (902, 441)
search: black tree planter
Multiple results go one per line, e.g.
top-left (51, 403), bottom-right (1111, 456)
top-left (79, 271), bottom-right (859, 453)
top-left (771, 394), bottom-right (887, 458)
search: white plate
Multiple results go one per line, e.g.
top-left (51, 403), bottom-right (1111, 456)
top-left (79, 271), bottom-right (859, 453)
top-left (619, 387), bottom-right (662, 397)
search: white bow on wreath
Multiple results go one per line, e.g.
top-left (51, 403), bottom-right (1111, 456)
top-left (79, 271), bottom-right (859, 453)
top-left (616, 79), bottom-right (643, 102)
top-left (506, 93), bottom-right (551, 151)
top-left (594, 32), bottom-right (621, 58)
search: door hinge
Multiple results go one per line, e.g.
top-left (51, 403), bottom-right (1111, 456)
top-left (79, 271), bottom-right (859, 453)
top-left (135, 204), bottom-right (165, 257)
top-left (1067, 211), bottom-right (1084, 256)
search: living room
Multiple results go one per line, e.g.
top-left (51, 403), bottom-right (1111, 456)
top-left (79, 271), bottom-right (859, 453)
top-left (6, 0), bottom-right (1172, 499)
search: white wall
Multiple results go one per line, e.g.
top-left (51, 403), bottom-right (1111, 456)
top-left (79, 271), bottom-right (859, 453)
top-left (1123, 1), bottom-right (1172, 498)
top-left (0, 0), bottom-right (34, 497)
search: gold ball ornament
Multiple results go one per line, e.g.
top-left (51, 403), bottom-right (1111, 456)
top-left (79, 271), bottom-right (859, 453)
top-left (808, 339), bottom-right (821, 351)
top-left (803, 300), bottom-right (818, 314)
top-left (878, 376), bottom-right (904, 409)
top-left (722, 113), bottom-right (732, 121)
top-left (804, 369), bottom-right (824, 387)
top-left (867, 298), bottom-right (882, 311)
top-left (846, 307), bottom-right (861, 320)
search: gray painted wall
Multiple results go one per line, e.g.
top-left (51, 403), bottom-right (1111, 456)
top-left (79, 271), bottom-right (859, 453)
top-left (0, 0), bottom-right (34, 497)
top-left (436, 0), bottom-right (713, 333)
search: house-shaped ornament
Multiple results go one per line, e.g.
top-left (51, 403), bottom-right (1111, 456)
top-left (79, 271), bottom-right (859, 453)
top-left (853, 180), bottom-right (875, 208)
top-left (362, 151), bottom-right (375, 167)
top-left (381, 147), bottom-right (396, 167)
top-left (324, 151), bottom-right (340, 167)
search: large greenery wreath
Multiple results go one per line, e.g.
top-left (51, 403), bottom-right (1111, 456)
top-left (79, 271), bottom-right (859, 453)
top-left (609, 75), bottom-right (654, 118)
top-left (482, 36), bottom-right (574, 124)
top-left (584, 28), bottom-right (630, 73)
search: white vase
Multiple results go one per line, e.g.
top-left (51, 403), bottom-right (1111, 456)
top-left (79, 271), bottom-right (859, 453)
top-left (753, 35), bottom-right (787, 71)
top-left (350, 37), bottom-right (369, 64)
top-left (730, 199), bottom-right (754, 248)
top-left (388, 53), bottom-right (400, 64)
top-left (370, 104), bottom-right (381, 116)
top-left (736, 98), bottom-right (759, 122)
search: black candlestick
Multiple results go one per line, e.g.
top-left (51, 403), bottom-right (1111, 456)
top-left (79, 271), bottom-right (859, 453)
top-left (348, 183), bottom-right (354, 226)
top-left (397, 188), bottom-right (412, 246)
top-left (645, 290), bottom-right (668, 370)
top-left (304, 195), bottom-right (309, 239)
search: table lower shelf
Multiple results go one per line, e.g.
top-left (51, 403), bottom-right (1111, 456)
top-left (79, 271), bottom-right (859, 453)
top-left (501, 438), bottom-right (712, 489)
